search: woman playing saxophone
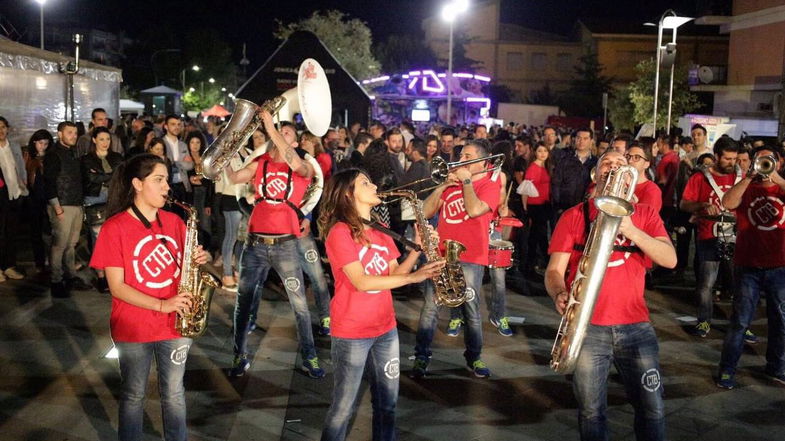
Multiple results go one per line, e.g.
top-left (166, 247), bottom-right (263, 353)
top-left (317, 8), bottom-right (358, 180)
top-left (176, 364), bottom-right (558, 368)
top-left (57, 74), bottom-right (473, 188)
top-left (89, 154), bottom-right (207, 441)
top-left (317, 168), bottom-right (444, 441)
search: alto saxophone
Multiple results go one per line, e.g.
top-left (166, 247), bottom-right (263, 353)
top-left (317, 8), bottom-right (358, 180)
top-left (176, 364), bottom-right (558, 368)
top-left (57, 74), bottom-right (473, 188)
top-left (170, 199), bottom-right (221, 338)
top-left (550, 165), bottom-right (638, 373)
top-left (378, 190), bottom-right (468, 307)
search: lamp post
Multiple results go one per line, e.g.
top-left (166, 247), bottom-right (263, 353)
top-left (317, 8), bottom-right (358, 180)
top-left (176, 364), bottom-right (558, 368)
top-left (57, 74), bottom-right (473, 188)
top-left (34, 0), bottom-right (46, 50)
top-left (651, 10), bottom-right (693, 135)
top-left (181, 64), bottom-right (200, 92)
top-left (442, 0), bottom-right (469, 126)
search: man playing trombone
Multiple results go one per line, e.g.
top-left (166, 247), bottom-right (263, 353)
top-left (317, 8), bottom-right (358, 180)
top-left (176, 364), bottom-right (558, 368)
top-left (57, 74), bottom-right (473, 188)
top-left (411, 139), bottom-right (500, 379)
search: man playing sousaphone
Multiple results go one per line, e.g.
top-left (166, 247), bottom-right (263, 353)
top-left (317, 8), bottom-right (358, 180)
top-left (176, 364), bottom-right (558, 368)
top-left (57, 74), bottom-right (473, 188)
top-left (223, 108), bottom-right (324, 379)
top-left (545, 151), bottom-right (676, 440)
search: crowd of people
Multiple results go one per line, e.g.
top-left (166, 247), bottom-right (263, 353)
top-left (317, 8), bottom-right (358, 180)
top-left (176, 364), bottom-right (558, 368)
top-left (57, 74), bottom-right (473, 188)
top-left (1, 106), bottom-right (785, 441)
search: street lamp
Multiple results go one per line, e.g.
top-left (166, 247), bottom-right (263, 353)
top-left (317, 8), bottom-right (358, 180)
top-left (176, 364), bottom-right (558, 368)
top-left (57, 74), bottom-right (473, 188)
top-left (650, 10), bottom-right (693, 135)
top-left (442, 0), bottom-right (469, 126)
top-left (208, 77), bottom-right (215, 84)
top-left (33, 0), bottom-right (46, 50)
top-left (181, 64), bottom-right (200, 92)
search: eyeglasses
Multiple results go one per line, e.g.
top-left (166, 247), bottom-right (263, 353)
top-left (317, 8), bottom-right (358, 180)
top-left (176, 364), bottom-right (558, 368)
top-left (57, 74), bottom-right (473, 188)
top-left (625, 154), bottom-right (648, 162)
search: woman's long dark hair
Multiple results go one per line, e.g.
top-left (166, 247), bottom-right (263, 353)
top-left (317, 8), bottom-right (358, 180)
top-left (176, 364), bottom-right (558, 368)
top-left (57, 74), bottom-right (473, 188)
top-left (185, 130), bottom-right (207, 157)
top-left (26, 129), bottom-right (54, 157)
top-left (89, 126), bottom-right (112, 155)
top-left (361, 139), bottom-right (396, 190)
top-left (106, 154), bottom-right (167, 219)
top-left (318, 168), bottom-right (372, 245)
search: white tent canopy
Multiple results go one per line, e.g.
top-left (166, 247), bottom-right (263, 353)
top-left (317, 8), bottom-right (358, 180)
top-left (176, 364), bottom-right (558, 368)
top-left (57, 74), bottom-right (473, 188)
top-left (120, 99), bottom-right (144, 114)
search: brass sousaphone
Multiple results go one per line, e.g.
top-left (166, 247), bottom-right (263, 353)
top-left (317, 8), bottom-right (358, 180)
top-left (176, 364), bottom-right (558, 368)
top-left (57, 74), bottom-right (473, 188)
top-left (200, 58), bottom-right (332, 180)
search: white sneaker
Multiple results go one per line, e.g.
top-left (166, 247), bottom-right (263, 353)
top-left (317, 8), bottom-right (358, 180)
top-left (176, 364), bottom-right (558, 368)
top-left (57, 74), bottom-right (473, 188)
top-left (3, 267), bottom-right (23, 280)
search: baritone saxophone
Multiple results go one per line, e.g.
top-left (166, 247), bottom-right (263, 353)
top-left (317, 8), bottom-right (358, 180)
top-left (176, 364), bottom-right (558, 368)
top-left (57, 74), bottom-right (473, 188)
top-left (549, 165), bottom-right (638, 373)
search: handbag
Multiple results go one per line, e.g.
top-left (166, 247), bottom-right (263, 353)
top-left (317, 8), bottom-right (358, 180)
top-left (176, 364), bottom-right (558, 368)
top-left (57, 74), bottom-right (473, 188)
top-left (516, 179), bottom-right (539, 197)
top-left (84, 203), bottom-right (107, 226)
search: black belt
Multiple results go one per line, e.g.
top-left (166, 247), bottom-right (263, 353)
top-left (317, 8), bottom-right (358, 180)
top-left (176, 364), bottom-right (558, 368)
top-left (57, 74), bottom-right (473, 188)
top-left (246, 233), bottom-right (296, 246)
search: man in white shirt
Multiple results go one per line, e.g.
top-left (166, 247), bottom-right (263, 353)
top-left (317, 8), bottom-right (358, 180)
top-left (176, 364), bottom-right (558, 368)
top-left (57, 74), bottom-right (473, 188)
top-left (0, 116), bottom-right (29, 281)
top-left (162, 115), bottom-right (193, 206)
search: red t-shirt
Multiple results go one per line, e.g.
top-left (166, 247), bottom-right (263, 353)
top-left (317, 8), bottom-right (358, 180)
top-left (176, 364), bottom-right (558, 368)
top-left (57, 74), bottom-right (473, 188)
top-left (682, 170), bottom-right (740, 241)
top-left (635, 180), bottom-right (662, 213)
top-left (655, 151), bottom-right (679, 208)
top-left (548, 201), bottom-right (669, 325)
top-left (89, 210), bottom-right (187, 343)
top-left (438, 174), bottom-right (501, 265)
top-left (524, 162), bottom-right (551, 205)
top-left (735, 183), bottom-right (785, 268)
top-left (316, 152), bottom-right (332, 181)
top-left (325, 222), bottom-right (401, 338)
top-left (248, 153), bottom-right (310, 236)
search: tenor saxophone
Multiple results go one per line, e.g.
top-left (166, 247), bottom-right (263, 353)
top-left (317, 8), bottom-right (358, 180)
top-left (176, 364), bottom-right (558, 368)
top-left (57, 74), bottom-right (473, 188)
top-left (378, 190), bottom-right (468, 307)
top-left (550, 165), bottom-right (638, 373)
top-left (170, 199), bottom-right (221, 338)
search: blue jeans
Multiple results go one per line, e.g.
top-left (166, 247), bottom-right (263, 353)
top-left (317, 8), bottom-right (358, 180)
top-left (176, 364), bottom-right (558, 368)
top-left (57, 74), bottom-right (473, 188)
top-left (695, 239), bottom-right (734, 323)
top-left (573, 323), bottom-right (665, 441)
top-left (297, 233), bottom-right (331, 320)
top-left (415, 262), bottom-right (484, 363)
top-left (222, 210), bottom-right (243, 277)
top-left (115, 337), bottom-right (192, 441)
top-left (720, 266), bottom-right (785, 376)
top-left (233, 239), bottom-right (316, 360)
top-left (450, 231), bottom-right (507, 323)
top-left (321, 329), bottom-right (399, 441)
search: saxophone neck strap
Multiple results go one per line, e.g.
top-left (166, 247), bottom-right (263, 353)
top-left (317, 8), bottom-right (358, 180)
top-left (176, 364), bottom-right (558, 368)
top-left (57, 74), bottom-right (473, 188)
top-left (361, 218), bottom-right (423, 252)
top-left (130, 203), bottom-right (182, 271)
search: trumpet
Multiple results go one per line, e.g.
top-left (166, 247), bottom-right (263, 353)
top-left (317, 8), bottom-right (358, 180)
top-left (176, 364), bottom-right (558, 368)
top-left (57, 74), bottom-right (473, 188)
top-left (753, 154), bottom-right (777, 177)
top-left (382, 153), bottom-right (505, 203)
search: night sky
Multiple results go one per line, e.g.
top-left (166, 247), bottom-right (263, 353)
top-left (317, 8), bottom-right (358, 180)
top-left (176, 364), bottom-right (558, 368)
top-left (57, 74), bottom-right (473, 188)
top-left (1, 0), bottom-right (731, 71)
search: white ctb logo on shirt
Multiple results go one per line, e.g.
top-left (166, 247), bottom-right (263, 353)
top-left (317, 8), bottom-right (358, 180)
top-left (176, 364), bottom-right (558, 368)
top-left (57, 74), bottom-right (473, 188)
top-left (131, 235), bottom-right (181, 289)
top-left (607, 234), bottom-right (634, 268)
top-left (359, 244), bottom-right (390, 294)
top-left (259, 171), bottom-right (294, 205)
top-left (747, 196), bottom-right (785, 231)
top-left (442, 188), bottom-right (469, 224)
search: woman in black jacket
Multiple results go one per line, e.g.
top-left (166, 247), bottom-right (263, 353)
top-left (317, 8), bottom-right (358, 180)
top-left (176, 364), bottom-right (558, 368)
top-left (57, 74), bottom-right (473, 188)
top-left (23, 129), bottom-right (55, 272)
top-left (81, 126), bottom-right (123, 291)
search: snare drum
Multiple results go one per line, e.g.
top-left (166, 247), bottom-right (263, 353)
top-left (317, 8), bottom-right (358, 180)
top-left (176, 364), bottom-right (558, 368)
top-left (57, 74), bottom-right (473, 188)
top-left (488, 240), bottom-right (514, 269)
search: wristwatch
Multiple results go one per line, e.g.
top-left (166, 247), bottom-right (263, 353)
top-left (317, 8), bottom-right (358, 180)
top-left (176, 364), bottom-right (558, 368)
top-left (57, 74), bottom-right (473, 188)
top-left (462, 178), bottom-right (472, 186)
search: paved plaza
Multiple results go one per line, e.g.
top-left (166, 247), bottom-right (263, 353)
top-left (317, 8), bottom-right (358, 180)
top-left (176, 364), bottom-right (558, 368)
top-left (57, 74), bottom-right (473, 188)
top-left (1, 264), bottom-right (783, 441)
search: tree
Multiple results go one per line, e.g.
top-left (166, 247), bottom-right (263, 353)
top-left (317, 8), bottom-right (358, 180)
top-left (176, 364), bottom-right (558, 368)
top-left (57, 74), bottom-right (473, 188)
top-left (626, 58), bottom-right (702, 131)
top-left (374, 34), bottom-right (437, 73)
top-left (181, 30), bottom-right (237, 111)
top-left (558, 49), bottom-right (614, 117)
top-left (275, 10), bottom-right (380, 80)
top-left (608, 84), bottom-right (636, 132)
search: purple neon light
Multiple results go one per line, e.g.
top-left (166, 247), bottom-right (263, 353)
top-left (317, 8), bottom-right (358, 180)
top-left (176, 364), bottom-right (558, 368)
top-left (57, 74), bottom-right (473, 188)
top-left (421, 70), bottom-right (445, 93)
top-left (408, 78), bottom-right (419, 90)
top-left (454, 73), bottom-right (473, 79)
top-left (408, 70), bottom-right (421, 76)
top-left (473, 74), bottom-right (491, 82)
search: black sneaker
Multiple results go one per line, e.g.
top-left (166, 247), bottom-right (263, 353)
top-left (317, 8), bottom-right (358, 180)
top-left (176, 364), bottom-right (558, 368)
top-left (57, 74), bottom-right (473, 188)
top-left (411, 358), bottom-right (429, 379)
top-left (67, 277), bottom-right (92, 291)
top-left (228, 354), bottom-right (251, 377)
top-left (51, 282), bottom-right (69, 298)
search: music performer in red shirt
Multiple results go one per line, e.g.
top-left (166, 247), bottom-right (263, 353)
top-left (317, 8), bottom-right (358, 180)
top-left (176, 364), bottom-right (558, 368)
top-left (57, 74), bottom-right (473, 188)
top-left (680, 138), bottom-right (741, 337)
top-left (90, 154), bottom-right (207, 441)
top-left (317, 168), bottom-right (443, 441)
top-left (626, 144), bottom-right (663, 212)
top-left (412, 139), bottom-right (501, 379)
top-left (223, 110), bottom-right (323, 378)
top-left (717, 146), bottom-right (785, 389)
top-left (545, 151), bottom-right (676, 441)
